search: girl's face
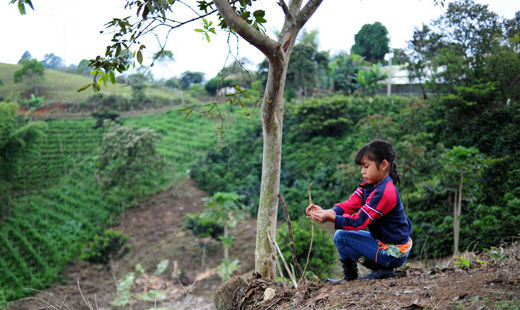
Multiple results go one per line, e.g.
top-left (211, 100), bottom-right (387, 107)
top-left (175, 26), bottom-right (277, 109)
top-left (359, 155), bottom-right (389, 185)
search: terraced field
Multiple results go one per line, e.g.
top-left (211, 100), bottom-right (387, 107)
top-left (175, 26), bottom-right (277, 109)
top-left (0, 107), bottom-right (257, 303)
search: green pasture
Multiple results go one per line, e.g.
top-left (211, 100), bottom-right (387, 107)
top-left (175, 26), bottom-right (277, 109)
top-left (0, 62), bottom-right (179, 105)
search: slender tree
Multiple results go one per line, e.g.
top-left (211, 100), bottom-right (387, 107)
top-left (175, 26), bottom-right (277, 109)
top-left (439, 146), bottom-right (486, 255)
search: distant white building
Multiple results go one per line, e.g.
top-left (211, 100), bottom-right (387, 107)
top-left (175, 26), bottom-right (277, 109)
top-left (379, 64), bottom-right (424, 96)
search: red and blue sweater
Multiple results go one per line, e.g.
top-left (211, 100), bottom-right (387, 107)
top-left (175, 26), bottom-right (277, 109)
top-left (332, 176), bottom-right (412, 245)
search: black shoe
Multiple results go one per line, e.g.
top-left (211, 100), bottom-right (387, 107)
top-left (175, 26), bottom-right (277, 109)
top-left (359, 268), bottom-right (395, 279)
top-left (358, 259), bottom-right (394, 279)
top-left (326, 258), bottom-right (358, 284)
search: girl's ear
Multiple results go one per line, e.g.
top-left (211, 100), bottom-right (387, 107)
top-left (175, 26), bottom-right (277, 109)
top-left (381, 159), bottom-right (390, 170)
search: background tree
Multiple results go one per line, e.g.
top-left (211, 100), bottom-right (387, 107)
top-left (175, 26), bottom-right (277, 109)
top-left (355, 64), bottom-right (387, 97)
top-left (164, 77), bottom-right (181, 90)
top-left (74, 59), bottom-right (93, 76)
top-left (203, 192), bottom-right (246, 280)
top-left (179, 71), bottom-right (205, 90)
top-left (439, 146), bottom-right (487, 255)
top-left (405, 0), bottom-right (502, 96)
top-left (13, 58), bottom-right (45, 96)
top-left (42, 53), bottom-right (65, 70)
top-left (17, 50), bottom-right (32, 64)
top-left (351, 21), bottom-right (390, 63)
top-left (95, 121), bottom-right (165, 203)
top-left (285, 29), bottom-right (329, 100)
top-left (330, 52), bottom-right (363, 95)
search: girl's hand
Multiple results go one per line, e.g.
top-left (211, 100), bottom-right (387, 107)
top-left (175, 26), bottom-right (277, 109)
top-left (307, 205), bottom-right (335, 223)
top-left (305, 203), bottom-right (322, 216)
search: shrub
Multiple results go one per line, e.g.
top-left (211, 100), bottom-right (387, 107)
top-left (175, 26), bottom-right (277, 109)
top-left (95, 122), bottom-right (165, 202)
top-left (80, 229), bottom-right (131, 264)
top-left (277, 218), bottom-right (336, 279)
top-left (185, 212), bottom-right (224, 239)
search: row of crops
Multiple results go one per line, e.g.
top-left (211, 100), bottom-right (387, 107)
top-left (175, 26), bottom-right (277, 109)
top-left (0, 107), bottom-right (258, 302)
top-left (11, 119), bottom-right (102, 194)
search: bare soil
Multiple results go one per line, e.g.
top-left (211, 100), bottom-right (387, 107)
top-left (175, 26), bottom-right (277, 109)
top-left (10, 180), bottom-right (520, 309)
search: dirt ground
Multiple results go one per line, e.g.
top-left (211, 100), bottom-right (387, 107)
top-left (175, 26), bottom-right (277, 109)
top-left (10, 180), bottom-right (520, 309)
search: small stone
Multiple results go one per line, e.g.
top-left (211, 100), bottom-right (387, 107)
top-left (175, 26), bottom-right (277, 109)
top-left (263, 287), bottom-right (276, 301)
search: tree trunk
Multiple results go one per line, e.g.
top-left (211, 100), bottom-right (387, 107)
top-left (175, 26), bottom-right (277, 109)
top-left (224, 224), bottom-right (229, 261)
top-left (453, 188), bottom-right (459, 256)
top-left (453, 168), bottom-right (463, 256)
top-left (213, 0), bottom-right (323, 279)
top-left (255, 58), bottom-right (289, 279)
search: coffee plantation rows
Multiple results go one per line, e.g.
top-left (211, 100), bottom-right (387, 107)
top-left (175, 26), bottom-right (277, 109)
top-left (0, 107), bottom-right (257, 303)
top-left (11, 119), bottom-right (102, 194)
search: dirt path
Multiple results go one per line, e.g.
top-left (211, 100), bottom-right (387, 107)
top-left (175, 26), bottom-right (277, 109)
top-left (10, 179), bottom-right (256, 310)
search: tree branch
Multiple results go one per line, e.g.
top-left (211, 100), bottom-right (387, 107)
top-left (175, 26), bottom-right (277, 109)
top-left (213, 0), bottom-right (283, 63)
top-left (295, 0), bottom-right (323, 29)
top-left (277, 0), bottom-right (291, 18)
top-left (288, 0), bottom-right (303, 16)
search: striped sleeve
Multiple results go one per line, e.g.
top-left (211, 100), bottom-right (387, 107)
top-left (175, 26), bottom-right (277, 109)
top-left (332, 186), bottom-right (364, 216)
top-left (335, 182), bottom-right (397, 231)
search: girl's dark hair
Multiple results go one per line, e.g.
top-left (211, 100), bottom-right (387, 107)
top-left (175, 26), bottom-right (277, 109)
top-left (354, 139), bottom-right (400, 186)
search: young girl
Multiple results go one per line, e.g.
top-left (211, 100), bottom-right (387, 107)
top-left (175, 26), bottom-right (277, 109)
top-left (306, 140), bottom-right (412, 282)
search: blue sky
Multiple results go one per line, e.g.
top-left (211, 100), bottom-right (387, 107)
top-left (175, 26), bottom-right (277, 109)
top-left (0, 0), bottom-right (518, 80)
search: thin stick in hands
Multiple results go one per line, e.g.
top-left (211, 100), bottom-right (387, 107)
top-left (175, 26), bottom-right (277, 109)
top-left (302, 172), bottom-right (315, 282)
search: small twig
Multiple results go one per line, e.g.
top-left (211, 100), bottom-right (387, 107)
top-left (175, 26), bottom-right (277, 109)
top-left (273, 252), bottom-right (285, 282)
top-left (77, 281), bottom-right (94, 310)
top-left (278, 193), bottom-right (302, 277)
top-left (268, 231), bottom-right (298, 288)
top-left (302, 172), bottom-right (315, 280)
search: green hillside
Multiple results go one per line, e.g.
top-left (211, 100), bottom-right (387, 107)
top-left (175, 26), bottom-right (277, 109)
top-left (0, 106), bottom-right (257, 303)
top-left (0, 62), bottom-right (181, 105)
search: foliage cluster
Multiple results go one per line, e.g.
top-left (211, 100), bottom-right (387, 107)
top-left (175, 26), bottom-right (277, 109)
top-left (185, 213), bottom-right (224, 239)
top-left (80, 229), bottom-right (131, 264)
top-left (86, 92), bottom-right (190, 112)
top-left (0, 101), bottom-right (47, 216)
top-left (95, 121), bottom-right (166, 202)
top-left (192, 92), bottom-right (520, 259)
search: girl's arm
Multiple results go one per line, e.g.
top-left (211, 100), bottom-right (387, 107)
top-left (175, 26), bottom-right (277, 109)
top-left (336, 182), bottom-right (397, 230)
top-left (332, 185), bottom-right (364, 215)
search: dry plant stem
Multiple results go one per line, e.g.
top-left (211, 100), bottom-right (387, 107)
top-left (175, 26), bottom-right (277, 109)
top-left (77, 281), bottom-right (94, 310)
top-left (302, 177), bottom-right (315, 279)
top-left (268, 231), bottom-right (298, 288)
top-left (278, 193), bottom-right (302, 277)
top-left (274, 253), bottom-right (286, 281)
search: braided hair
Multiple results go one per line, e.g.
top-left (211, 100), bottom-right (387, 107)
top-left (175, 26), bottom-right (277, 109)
top-left (354, 139), bottom-right (401, 186)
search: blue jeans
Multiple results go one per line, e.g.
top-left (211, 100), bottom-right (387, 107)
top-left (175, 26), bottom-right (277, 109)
top-left (333, 230), bottom-right (409, 269)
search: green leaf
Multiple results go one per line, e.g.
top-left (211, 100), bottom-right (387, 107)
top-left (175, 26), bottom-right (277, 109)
top-left (137, 51), bottom-right (143, 64)
top-left (205, 33), bottom-right (210, 42)
top-left (109, 71), bottom-right (116, 84)
top-left (142, 4), bottom-right (150, 19)
top-left (77, 84), bottom-right (91, 92)
top-left (194, 28), bottom-right (205, 33)
top-left (154, 259), bottom-right (169, 275)
top-left (18, 1), bottom-right (25, 14)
